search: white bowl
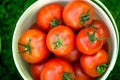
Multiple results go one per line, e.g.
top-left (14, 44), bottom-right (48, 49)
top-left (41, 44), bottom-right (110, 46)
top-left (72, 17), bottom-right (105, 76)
top-left (12, 0), bottom-right (119, 80)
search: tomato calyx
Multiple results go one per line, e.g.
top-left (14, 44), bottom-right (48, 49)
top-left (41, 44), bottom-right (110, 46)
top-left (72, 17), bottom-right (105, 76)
top-left (87, 23), bottom-right (108, 44)
top-left (97, 64), bottom-right (108, 74)
top-left (50, 19), bottom-right (61, 28)
top-left (86, 28), bottom-right (99, 44)
top-left (80, 10), bottom-right (90, 25)
top-left (52, 33), bottom-right (64, 49)
top-left (62, 72), bottom-right (77, 80)
top-left (18, 38), bottom-right (31, 54)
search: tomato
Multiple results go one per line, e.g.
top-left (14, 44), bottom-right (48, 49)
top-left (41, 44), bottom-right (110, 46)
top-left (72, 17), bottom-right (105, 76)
top-left (30, 56), bottom-right (53, 80)
top-left (92, 20), bottom-right (109, 44)
top-left (63, 0), bottom-right (94, 30)
top-left (36, 3), bottom-right (63, 32)
top-left (80, 49), bottom-right (108, 77)
top-left (46, 25), bottom-right (75, 56)
top-left (29, 23), bottom-right (40, 30)
top-left (76, 27), bottom-right (103, 55)
top-left (72, 62), bottom-right (94, 80)
top-left (40, 58), bottom-right (75, 80)
top-left (18, 29), bottom-right (50, 63)
top-left (30, 63), bottom-right (44, 80)
top-left (60, 48), bottom-right (81, 63)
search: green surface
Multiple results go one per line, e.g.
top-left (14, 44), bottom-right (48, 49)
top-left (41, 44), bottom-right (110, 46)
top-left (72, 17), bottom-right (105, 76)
top-left (0, 0), bottom-right (119, 80)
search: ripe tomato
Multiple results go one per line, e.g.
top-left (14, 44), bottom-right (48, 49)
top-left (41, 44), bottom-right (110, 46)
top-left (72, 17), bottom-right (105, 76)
top-left (63, 0), bottom-right (94, 30)
top-left (76, 27), bottom-right (103, 55)
top-left (30, 56), bottom-right (53, 80)
top-left (72, 62), bottom-right (94, 80)
top-left (30, 63), bottom-right (44, 80)
top-left (60, 48), bottom-right (81, 63)
top-left (40, 58), bottom-right (75, 80)
top-left (92, 20), bottom-right (109, 44)
top-left (80, 49), bottom-right (108, 77)
top-left (18, 29), bottom-right (50, 63)
top-left (46, 25), bottom-right (75, 56)
top-left (36, 3), bottom-right (63, 32)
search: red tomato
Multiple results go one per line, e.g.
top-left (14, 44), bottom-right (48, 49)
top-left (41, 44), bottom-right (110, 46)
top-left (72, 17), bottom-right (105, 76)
top-left (18, 29), bottom-right (50, 63)
top-left (80, 49), bottom-right (108, 77)
top-left (61, 48), bottom-right (81, 63)
top-left (92, 20), bottom-right (110, 44)
top-left (76, 27), bottom-right (103, 55)
top-left (72, 62), bottom-right (94, 80)
top-left (30, 63), bottom-right (44, 80)
top-left (40, 58), bottom-right (75, 80)
top-left (36, 3), bottom-right (63, 32)
top-left (30, 56), bottom-right (53, 80)
top-left (29, 23), bottom-right (40, 30)
top-left (46, 25), bottom-right (75, 56)
top-left (63, 0), bottom-right (94, 30)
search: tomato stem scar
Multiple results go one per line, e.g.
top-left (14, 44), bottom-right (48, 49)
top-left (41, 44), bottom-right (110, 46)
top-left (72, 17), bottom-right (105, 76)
top-left (62, 72), bottom-right (77, 80)
top-left (80, 10), bottom-right (90, 25)
top-left (50, 18), bottom-right (61, 28)
top-left (97, 64), bottom-right (107, 74)
top-left (18, 38), bottom-right (31, 54)
top-left (52, 33), bottom-right (64, 49)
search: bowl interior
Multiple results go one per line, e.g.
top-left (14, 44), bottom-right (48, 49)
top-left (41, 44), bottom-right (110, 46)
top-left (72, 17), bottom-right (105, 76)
top-left (12, 0), bottom-right (118, 80)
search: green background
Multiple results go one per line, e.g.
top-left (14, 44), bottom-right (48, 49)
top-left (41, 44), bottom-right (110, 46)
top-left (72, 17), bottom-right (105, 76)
top-left (0, 0), bottom-right (119, 80)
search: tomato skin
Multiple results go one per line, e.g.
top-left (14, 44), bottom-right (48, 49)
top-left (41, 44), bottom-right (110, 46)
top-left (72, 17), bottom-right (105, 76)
top-left (76, 27), bottom-right (103, 55)
top-left (46, 25), bottom-right (75, 56)
top-left (18, 29), bottom-right (50, 63)
top-left (92, 20), bottom-right (109, 44)
top-left (72, 62), bottom-right (94, 80)
top-left (30, 63), bottom-right (44, 80)
top-left (80, 49), bottom-right (108, 77)
top-left (63, 1), bottom-right (94, 30)
top-left (30, 56), bottom-right (53, 80)
top-left (40, 58), bottom-right (75, 80)
top-left (36, 3), bottom-right (63, 32)
top-left (60, 48), bottom-right (81, 63)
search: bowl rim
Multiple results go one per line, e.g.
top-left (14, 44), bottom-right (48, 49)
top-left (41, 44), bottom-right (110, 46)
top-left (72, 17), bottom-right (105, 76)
top-left (12, 0), bottom-right (119, 80)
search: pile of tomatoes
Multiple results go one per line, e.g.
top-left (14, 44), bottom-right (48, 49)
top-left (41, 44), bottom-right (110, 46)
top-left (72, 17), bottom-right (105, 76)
top-left (18, 0), bottom-right (110, 80)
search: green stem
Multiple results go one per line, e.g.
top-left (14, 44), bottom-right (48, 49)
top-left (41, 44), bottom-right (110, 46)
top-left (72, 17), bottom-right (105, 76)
top-left (97, 64), bottom-right (107, 74)
top-left (18, 38), bottom-right (31, 54)
top-left (84, 23), bottom-right (108, 44)
top-left (50, 19), bottom-right (60, 28)
top-left (62, 72), bottom-right (77, 80)
top-left (52, 33), bottom-right (64, 49)
top-left (80, 10), bottom-right (90, 25)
